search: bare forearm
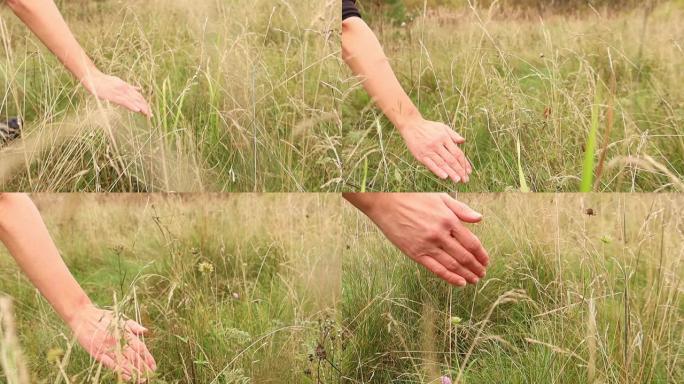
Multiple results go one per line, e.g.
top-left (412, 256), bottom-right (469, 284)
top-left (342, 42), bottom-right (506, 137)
top-left (8, 0), bottom-right (97, 80)
top-left (342, 17), bottom-right (422, 132)
top-left (343, 192), bottom-right (388, 217)
top-left (0, 194), bottom-right (92, 324)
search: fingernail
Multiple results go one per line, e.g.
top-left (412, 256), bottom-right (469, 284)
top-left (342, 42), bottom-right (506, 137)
top-left (454, 176), bottom-right (460, 183)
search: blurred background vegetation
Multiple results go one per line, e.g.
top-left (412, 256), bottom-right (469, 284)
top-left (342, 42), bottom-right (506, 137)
top-left (344, 0), bottom-right (683, 192)
top-left (360, 0), bottom-right (664, 23)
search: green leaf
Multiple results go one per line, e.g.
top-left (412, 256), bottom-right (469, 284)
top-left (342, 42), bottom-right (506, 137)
top-left (517, 139), bottom-right (530, 193)
top-left (581, 83), bottom-right (602, 192)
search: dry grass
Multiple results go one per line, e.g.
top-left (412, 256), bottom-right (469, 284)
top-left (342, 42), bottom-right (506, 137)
top-left (0, 194), bottom-right (342, 382)
top-left (0, 0), bottom-right (341, 192)
top-left (342, 193), bottom-right (684, 382)
top-left (343, 1), bottom-right (684, 192)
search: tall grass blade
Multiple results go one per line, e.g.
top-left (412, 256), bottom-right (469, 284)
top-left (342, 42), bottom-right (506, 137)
top-left (594, 51), bottom-right (617, 191)
top-left (0, 297), bottom-right (30, 384)
top-left (517, 139), bottom-right (530, 192)
top-left (581, 81), bottom-right (602, 192)
top-left (361, 157), bottom-right (368, 192)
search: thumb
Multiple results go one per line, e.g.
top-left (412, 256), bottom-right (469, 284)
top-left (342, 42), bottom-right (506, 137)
top-left (448, 129), bottom-right (465, 145)
top-left (441, 195), bottom-right (483, 223)
top-left (125, 320), bottom-right (148, 335)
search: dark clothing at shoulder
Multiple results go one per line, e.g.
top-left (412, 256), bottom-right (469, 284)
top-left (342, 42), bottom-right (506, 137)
top-left (343, 0), bottom-right (361, 20)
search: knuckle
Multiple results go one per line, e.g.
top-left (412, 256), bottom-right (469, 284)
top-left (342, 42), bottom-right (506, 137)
top-left (438, 216), bottom-right (454, 229)
top-left (425, 230), bottom-right (442, 243)
top-left (453, 252), bottom-right (468, 266)
top-left (463, 236), bottom-right (482, 252)
top-left (443, 258), bottom-right (459, 271)
top-left (435, 269), bottom-right (450, 280)
top-left (468, 260), bottom-right (483, 272)
top-left (459, 254), bottom-right (476, 269)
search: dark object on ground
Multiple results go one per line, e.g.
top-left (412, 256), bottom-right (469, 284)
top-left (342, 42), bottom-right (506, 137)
top-left (0, 117), bottom-right (22, 146)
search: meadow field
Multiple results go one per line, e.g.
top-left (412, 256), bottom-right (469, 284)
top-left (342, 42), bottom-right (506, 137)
top-left (0, 0), bottom-right (341, 192)
top-left (342, 1), bottom-right (684, 192)
top-left (342, 194), bottom-right (683, 383)
top-left (0, 194), bottom-right (342, 383)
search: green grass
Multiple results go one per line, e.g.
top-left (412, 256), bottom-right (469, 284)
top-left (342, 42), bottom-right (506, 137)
top-left (343, 2), bottom-right (684, 192)
top-left (342, 194), bottom-right (684, 382)
top-left (0, 194), bottom-right (342, 383)
top-left (1, 1), bottom-right (682, 192)
top-left (1, 194), bottom-right (682, 383)
top-left (0, 0), bottom-right (341, 192)
top-left (580, 82), bottom-right (602, 192)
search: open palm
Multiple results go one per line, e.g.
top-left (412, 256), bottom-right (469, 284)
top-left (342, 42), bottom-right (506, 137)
top-left (81, 71), bottom-right (152, 118)
top-left (69, 306), bottom-right (156, 382)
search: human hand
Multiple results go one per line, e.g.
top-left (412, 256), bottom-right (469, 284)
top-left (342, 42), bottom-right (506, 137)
top-left (80, 70), bottom-right (152, 117)
top-left (399, 118), bottom-right (472, 183)
top-left (347, 193), bottom-right (489, 286)
top-left (67, 305), bottom-right (156, 382)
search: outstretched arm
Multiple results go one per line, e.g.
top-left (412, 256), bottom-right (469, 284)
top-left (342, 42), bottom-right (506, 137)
top-left (6, 0), bottom-right (152, 117)
top-left (344, 193), bottom-right (489, 286)
top-left (0, 193), bottom-right (156, 382)
top-left (342, 14), bottom-right (471, 183)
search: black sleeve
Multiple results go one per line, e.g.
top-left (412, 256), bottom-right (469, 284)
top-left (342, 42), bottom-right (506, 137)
top-left (342, 0), bottom-right (361, 20)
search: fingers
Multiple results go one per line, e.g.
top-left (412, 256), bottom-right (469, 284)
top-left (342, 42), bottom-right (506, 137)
top-left (99, 354), bottom-right (133, 382)
top-left (450, 222), bottom-right (490, 267)
top-left (423, 144), bottom-right (469, 184)
top-left (117, 87), bottom-right (152, 118)
top-left (439, 235), bottom-right (486, 280)
top-left (124, 321), bottom-right (156, 378)
top-left (122, 345), bottom-right (151, 380)
top-left (440, 195), bottom-right (490, 267)
top-left (126, 333), bottom-right (157, 372)
top-left (444, 140), bottom-right (472, 179)
top-left (441, 195), bottom-right (483, 224)
top-left (430, 249), bottom-right (482, 284)
top-left (127, 89), bottom-right (153, 118)
top-left (448, 129), bottom-right (465, 144)
top-left (95, 77), bottom-right (152, 118)
top-left (422, 156), bottom-right (449, 180)
top-left (415, 255), bottom-right (467, 287)
top-left (426, 154), bottom-right (461, 183)
top-left (99, 326), bottom-right (154, 381)
top-left (125, 320), bottom-right (148, 336)
top-left (436, 146), bottom-right (468, 183)
top-left (446, 128), bottom-right (472, 175)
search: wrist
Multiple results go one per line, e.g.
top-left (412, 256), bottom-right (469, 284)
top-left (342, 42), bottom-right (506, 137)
top-left (394, 112), bottom-right (425, 135)
top-left (76, 64), bottom-right (101, 85)
top-left (344, 193), bottom-right (393, 218)
top-left (63, 295), bottom-right (94, 328)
